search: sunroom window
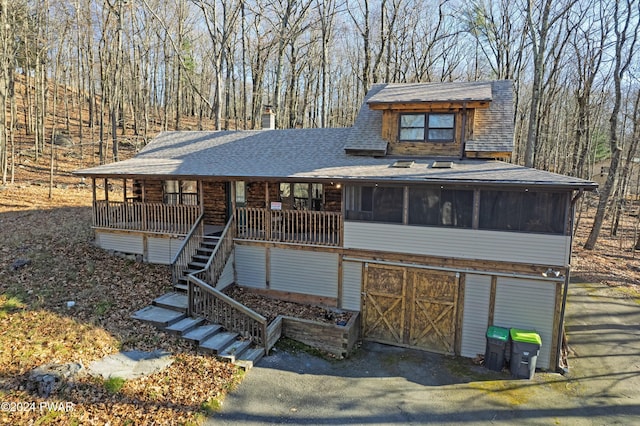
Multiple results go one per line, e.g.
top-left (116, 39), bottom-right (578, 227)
top-left (408, 187), bottom-right (473, 227)
top-left (479, 191), bottom-right (567, 234)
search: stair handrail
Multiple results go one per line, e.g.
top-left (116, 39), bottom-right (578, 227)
top-left (187, 274), bottom-right (268, 348)
top-left (171, 214), bottom-right (205, 286)
top-left (192, 215), bottom-right (236, 286)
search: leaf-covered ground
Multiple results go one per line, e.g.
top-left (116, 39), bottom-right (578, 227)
top-left (0, 184), bottom-right (242, 425)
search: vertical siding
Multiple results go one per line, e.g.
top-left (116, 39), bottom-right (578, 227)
top-left (494, 278), bottom-right (558, 370)
top-left (235, 245), bottom-right (267, 288)
top-left (147, 236), bottom-right (184, 264)
top-left (270, 249), bottom-right (338, 298)
top-left (342, 261), bottom-right (362, 311)
top-left (96, 231), bottom-right (144, 255)
top-left (216, 252), bottom-right (235, 291)
top-left (344, 222), bottom-right (570, 266)
top-left (460, 274), bottom-right (492, 358)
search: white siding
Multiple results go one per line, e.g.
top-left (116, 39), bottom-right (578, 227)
top-left (216, 252), bottom-right (235, 291)
top-left (96, 231), bottom-right (143, 255)
top-left (344, 222), bottom-right (570, 266)
top-left (147, 236), bottom-right (184, 264)
top-left (270, 249), bottom-right (338, 298)
top-left (235, 245), bottom-right (266, 288)
top-left (460, 274), bottom-right (492, 358)
top-left (494, 277), bottom-right (558, 370)
top-left (342, 261), bottom-right (363, 311)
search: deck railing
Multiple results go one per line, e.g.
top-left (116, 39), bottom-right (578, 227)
top-left (193, 216), bottom-right (236, 286)
top-left (187, 275), bottom-right (268, 348)
top-left (171, 215), bottom-right (205, 286)
top-left (236, 207), bottom-right (342, 246)
top-left (93, 200), bottom-right (201, 234)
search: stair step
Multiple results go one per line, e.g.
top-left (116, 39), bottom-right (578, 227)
top-left (152, 292), bottom-right (188, 312)
top-left (192, 254), bottom-right (210, 262)
top-left (174, 283), bottom-right (188, 292)
top-left (165, 316), bottom-right (206, 335)
top-left (197, 247), bottom-right (215, 255)
top-left (131, 306), bottom-right (186, 327)
top-left (199, 332), bottom-right (239, 354)
top-left (182, 324), bottom-right (223, 344)
top-left (188, 261), bottom-right (207, 269)
top-left (218, 340), bottom-right (252, 363)
top-left (234, 348), bottom-right (265, 370)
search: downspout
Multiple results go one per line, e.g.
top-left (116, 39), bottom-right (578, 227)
top-left (460, 102), bottom-right (467, 160)
top-left (556, 188), bottom-right (584, 374)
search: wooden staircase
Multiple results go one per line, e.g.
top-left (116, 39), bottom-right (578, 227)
top-left (132, 292), bottom-right (265, 369)
top-left (173, 235), bottom-right (220, 293)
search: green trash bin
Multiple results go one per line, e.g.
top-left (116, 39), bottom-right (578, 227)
top-left (509, 328), bottom-right (542, 379)
top-left (485, 326), bottom-right (509, 371)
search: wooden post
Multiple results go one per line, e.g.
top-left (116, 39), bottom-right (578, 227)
top-left (265, 182), bottom-right (272, 241)
top-left (92, 178), bottom-right (97, 226)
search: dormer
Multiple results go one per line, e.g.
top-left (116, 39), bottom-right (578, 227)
top-left (345, 80), bottom-right (514, 160)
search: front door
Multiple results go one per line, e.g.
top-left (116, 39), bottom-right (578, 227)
top-left (363, 264), bottom-right (459, 354)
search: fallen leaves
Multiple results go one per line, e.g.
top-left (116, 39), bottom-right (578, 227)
top-left (223, 285), bottom-right (353, 325)
top-left (0, 185), bottom-right (242, 425)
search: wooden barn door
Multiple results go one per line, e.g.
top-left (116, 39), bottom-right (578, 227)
top-left (407, 270), bottom-right (458, 354)
top-left (362, 265), bottom-right (406, 345)
top-left (363, 264), bottom-right (459, 354)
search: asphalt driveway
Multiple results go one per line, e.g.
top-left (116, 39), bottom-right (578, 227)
top-left (211, 282), bottom-right (640, 425)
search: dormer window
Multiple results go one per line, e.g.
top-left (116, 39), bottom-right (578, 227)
top-left (399, 113), bottom-right (455, 142)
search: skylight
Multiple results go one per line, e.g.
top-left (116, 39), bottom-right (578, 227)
top-left (432, 161), bottom-right (454, 169)
top-left (391, 160), bottom-right (415, 168)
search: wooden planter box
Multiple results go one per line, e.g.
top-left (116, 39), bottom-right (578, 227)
top-left (280, 312), bottom-right (361, 358)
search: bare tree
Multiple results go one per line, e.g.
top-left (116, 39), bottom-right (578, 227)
top-left (584, 0), bottom-right (640, 250)
top-left (522, 0), bottom-right (578, 168)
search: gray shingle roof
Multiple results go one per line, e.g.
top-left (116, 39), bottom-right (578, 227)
top-left (344, 84), bottom-right (388, 155)
top-left (75, 80), bottom-right (593, 189)
top-left (367, 81), bottom-right (493, 104)
top-left (465, 80), bottom-right (514, 152)
top-left (77, 130), bottom-right (595, 189)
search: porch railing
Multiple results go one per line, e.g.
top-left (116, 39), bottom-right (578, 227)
top-left (193, 216), bottom-right (236, 286)
top-left (171, 215), bottom-right (205, 286)
top-left (93, 200), bottom-right (201, 234)
top-left (187, 275), bottom-right (268, 348)
top-left (236, 207), bottom-right (342, 246)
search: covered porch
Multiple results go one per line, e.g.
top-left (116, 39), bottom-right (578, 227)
top-left (89, 177), bottom-right (344, 250)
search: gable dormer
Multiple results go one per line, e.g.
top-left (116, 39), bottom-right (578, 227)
top-left (345, 80), bottom-right (514, 159)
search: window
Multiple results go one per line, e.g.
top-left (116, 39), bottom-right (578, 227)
top-left (479, 191), bottom-right (567, 234)
top-left (345, 185), bottom-right (402, 223)
top-left (279, 183), bottom-right (323, 211)
top-left (399, 113), bottom-right (455, 142)
top-left (164, 180), bottom-right (198, 205)
top-left (408, 187), bottom-right (473, 227)
top-left (235, 181), bottom-right (246, 207)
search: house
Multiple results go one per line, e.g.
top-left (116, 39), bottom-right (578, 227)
top-left (76, 80), bottom-right (597, 371)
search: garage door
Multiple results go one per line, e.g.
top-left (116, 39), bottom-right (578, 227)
top-left (363, 264), bottom-right (459, 354)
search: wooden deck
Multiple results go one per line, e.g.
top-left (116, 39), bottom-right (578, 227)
top-left (93, 200), bottom-right (201, 234)
top-left (236, 207), bottom-right (342, 246)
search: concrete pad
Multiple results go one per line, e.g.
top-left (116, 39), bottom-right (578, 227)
top-left (87, 350), bottom-right (174, 380)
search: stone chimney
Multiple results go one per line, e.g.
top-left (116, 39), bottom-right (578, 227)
top-left (261, 105), bottom-right (275, 130)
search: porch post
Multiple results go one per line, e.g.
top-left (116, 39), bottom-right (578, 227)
top-left (92, 178), bottom-right (97, 227)
top-left (104, 178), bottom-right (109, 226)
top-left (265, 182), bottom-right (271, 240)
